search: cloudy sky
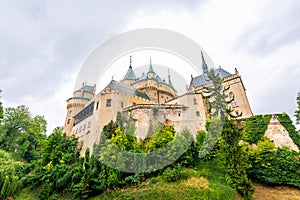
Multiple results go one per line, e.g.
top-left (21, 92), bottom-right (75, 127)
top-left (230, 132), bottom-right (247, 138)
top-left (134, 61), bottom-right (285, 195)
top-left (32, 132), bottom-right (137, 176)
top-left (1, 0), bottom-right (300, 134)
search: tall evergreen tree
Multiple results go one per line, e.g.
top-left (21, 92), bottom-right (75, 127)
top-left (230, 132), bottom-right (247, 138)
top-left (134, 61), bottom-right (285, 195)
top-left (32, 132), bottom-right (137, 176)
top-left (203, 68), bottom-right (253, 199)
top-left (295, 92), bottom-right (300, 125)
top-left (219, 119), bottom-right (254, 199)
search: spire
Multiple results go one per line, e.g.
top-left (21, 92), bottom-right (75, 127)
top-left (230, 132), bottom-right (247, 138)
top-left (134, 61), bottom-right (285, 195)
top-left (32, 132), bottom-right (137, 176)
top-left (129, 55), bottom-right (132, 68)
top-left (123, 55), bottom-right (136, 80)
top-left (148, 57), bottom-right (154, 73)
top-left (129, 55), bottom-right (132, 69)
top-left (168, 68), bottom-right (173, 86)
top-left (201, 51), bottom-right (208, 74)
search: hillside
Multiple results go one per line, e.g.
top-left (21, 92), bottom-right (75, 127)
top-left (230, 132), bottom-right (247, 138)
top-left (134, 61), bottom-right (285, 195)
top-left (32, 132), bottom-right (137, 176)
top-left (1, 108), bottom-right (300, 200)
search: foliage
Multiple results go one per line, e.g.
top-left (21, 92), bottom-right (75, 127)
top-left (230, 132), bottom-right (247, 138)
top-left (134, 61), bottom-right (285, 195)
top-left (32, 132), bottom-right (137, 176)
top-left (102, 120), bottom-right (117, 139)
top-left (22, 127), bottom-right (81, 199)
top-left (162, 164), bottom-right (187, 182)
top-left (295, 92), bottom-right (300, 125)
top-left (249, 139), bottom-right (300, 188)
top-left (203, 69), bottom-right (234, 118)
top-left (242, 115), bottom-right (271, 144)
top-left (95, 160), bottom-right (237, 200)
top-left (145, 125), bottom-right (175, 152)
top-left (0, 105), bottom-right (47, 162)
top-left (277, 113), bottom-right (300, 149)
top-left (0, 101), bottom-right (3, 121)
top-left (116, 111), bottom-right (124, 131)
top-left (219, 119), bottom-right (254, 199)
top-left (0, 150), bottom-right (24, 200)
top-left (41, 127), bottom-right (79, 165)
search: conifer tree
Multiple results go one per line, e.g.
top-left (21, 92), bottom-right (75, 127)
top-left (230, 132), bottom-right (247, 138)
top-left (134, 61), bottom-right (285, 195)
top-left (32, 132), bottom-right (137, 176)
top-left (295, 92), bottom-right (300, 125)
top-left (203, 68), bottom-right (253, 199)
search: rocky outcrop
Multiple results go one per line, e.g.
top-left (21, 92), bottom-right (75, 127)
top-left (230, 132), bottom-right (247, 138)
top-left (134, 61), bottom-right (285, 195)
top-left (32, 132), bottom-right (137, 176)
top-left (264, 115), bottom-right (299, 152)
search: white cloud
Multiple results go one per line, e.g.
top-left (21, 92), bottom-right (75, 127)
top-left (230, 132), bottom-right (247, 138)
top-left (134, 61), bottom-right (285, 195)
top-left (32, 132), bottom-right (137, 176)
top-left (1, 0), bottom-right (300, 134)
top-left (122, 0), bottom-right (300, 118)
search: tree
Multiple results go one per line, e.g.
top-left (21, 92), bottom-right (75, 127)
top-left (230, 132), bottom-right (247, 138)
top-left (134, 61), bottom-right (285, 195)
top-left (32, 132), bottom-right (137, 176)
top-left (203, 69), bottom-right (230, 118)
top-left (116, 111), bottom-right (124, 130)
top-left (295, 92), bottom-right (300, 125)
top-left (203, 69), bottom-right (240, 119)
top-left (0, 105), bottom-right (47, 162)
top-left (219, 119), bottom-right (254, 199)
top-left (41, 127), bottom-right (79, 166)
top-left (0, 90), bottom-right (3, 121)
top-left (203, 69), bottom-right (253, 199)
top-left (0, 102), bottom-right (3, 121)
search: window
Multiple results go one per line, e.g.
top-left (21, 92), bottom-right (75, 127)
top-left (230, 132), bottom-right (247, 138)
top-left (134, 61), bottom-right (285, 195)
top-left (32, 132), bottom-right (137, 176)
top-left (193, 97), bottom-right (198, 105)
top-left (133, 102), bottom-right (136, 106)
top-left (96, 101), bottom-right (99, 110)
top-left (83, 124), bottom-right (86, 131)
top-left (229, 93), bottom-right (238, 107)
top-left (106, 99), bottom-right (111, 107)
top-left (121, 102), bottom-right (124, 108)
top-left (196, 111), bottom-right (200, 117)
top-left (178, 112), bottom-right (181, 117)
top-left (87, 121), bottom-right (91, 128)
top-left (67, 119), bottom-right (71, 124)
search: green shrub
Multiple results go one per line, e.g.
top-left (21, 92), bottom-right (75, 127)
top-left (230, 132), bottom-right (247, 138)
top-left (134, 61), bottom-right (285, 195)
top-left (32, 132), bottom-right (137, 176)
top-left (0, 150), bottom-right (24, 199)
top-left (249, 142), bottom-right (300, 188)
top-left (162, 164), bottom-right (187, 182)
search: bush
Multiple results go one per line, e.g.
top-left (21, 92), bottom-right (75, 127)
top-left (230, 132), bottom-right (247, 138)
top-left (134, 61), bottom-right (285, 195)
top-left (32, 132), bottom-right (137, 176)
top-left (162, 164), bottom-right (187, 182)
top-left (249, 140), bottom-right (300, 188)
top-left (0, 150), bottom-right (24, 199)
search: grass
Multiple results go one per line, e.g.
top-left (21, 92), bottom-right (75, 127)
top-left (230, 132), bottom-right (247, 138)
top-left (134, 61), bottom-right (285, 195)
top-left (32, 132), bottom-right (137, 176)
top-left (91, 160), bottom-right (237, 200)
top-left (13, 160), bottom-right (300, 200)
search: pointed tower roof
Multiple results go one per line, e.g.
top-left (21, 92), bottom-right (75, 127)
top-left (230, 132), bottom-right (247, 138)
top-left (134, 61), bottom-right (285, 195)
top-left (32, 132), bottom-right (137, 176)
top-left (168, 68), bottom-right (173, 86)
top-left (148, 57), bottom-right (155, 73)
top-left (201, 51), bottom-right (208, 75)
top-left (123, 56), bottom-right (136, 80)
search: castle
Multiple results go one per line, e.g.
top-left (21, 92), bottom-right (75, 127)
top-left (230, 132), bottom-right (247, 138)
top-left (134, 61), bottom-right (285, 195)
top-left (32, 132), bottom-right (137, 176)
top-left (63, 53), bottom-right (252, 152)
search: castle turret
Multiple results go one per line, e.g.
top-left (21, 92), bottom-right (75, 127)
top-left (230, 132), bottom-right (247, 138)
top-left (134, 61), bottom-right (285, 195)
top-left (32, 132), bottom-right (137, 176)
top-left (122, 56), bottom-right (136, 85)
top-left (147, 58), bottom-right (156, 79)
top-left (63, 83), bottom-right (95, 135)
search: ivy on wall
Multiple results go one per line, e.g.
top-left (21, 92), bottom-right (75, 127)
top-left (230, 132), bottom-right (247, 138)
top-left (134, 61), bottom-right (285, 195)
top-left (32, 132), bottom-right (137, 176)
top-left (242, 115), bottom-right (272, 144)
top-left (277, 113), bottom-right (300, 149)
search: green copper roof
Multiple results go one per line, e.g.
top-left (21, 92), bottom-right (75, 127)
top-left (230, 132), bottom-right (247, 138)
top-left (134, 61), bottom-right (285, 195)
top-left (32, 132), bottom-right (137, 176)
top-left (148, 58), bottom-right (155, 73)
top-left (123, 66), bottom-right (136, 80)
top-left (74, 84), bottom-right (95, 93)
top-left (156, 75), bottom-right (163, 82)
top-left (108, 81), bottom-right (150, 100)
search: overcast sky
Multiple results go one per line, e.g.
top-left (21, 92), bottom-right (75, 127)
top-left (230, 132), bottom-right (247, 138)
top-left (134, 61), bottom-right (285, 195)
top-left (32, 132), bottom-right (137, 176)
top-left (1, 0), bottom-right (300, 134)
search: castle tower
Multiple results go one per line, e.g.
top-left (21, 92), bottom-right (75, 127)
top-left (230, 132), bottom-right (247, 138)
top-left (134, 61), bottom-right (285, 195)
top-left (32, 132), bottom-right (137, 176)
top-left (122, 56), bottom-right (136, 85)
top-left (147, 58), bottom-right (156, 79)
top-left (63, 83), bottom-right (95, 136)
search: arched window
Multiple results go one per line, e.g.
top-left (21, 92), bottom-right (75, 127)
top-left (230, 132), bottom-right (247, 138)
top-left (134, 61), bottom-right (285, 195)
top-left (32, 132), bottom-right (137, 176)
top-left (229, 92), bottom-right (238, 107)
top-left (196, 111), bottom-right (200, 117)
top-left (193, 97), bottom-right (198, 105)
